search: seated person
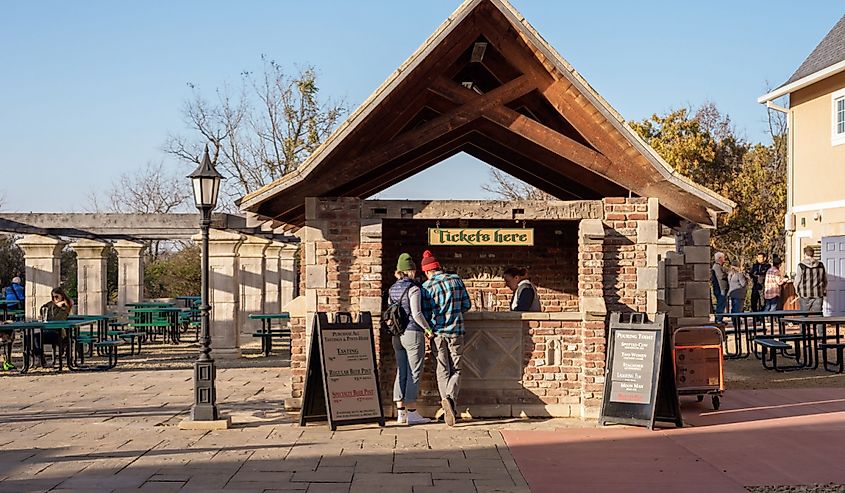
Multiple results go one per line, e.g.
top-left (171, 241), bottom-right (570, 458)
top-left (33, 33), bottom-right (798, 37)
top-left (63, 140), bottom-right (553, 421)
top-left (5, 276), bottom-right (24, 310)
top-left (34, 287), bottom-right (73, 367)
top-left (503, 267), bottom-right (541, 312)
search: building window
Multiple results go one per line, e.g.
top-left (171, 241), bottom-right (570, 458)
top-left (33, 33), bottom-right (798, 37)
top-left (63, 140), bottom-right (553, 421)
top-left (832, 88), bottom-right (845, 146)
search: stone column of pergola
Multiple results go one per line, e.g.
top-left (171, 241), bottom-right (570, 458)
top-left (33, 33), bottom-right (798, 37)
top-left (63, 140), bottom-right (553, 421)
top-left (279, 243), bottom-right (298, 309)
top-left (70, 239), bottom-right (110, 315)
top-left (113, 240), bottom-right (145, 309)
top-left (191, 229), bottom-right (245, 358)
top-left (15, 235), bottom-right (66, 320)
top-left (238, 235), bottom-right (271, 341)
top-left (263, 242), bottom-right (285, 313)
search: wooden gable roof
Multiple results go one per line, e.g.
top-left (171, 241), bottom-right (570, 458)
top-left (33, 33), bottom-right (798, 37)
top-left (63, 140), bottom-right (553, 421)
top-left (238, 0), bottom-right (733, 227)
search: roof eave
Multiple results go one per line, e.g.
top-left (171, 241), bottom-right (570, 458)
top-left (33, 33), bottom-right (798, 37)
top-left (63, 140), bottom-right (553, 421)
top-left (758, 58), bottom-right (845, 104)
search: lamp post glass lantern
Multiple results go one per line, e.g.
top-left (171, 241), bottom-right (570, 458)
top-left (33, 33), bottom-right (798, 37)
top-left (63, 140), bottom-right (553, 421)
top-left (188, 147), bottom-right (224, 422)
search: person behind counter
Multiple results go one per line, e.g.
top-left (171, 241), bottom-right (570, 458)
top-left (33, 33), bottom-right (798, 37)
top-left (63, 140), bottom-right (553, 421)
top-left (502, 267), bottom-right (541, 312)
top-left (388, 253), bottom-right (433, 426)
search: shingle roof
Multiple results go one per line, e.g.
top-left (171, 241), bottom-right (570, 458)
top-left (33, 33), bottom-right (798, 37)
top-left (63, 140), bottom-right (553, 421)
top-left (783, 15), bottom-right (845, 86)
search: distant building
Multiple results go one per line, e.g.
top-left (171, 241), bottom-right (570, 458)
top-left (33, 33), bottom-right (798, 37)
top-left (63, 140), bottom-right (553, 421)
top-left (759, 15), bottom-right (845, 314)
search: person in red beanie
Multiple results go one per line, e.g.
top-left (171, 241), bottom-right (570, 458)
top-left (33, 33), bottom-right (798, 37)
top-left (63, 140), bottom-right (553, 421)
top-left (420, 250), bottom-right (471, 427)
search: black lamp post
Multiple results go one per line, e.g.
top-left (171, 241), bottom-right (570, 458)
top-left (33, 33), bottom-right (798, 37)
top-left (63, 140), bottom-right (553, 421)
top-left (188, 146), bottom-right (224, 422)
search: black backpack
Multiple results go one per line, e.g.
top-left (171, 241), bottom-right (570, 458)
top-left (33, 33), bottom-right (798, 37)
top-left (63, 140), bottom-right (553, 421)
top-left (381, 283), bottom-right (414, 337)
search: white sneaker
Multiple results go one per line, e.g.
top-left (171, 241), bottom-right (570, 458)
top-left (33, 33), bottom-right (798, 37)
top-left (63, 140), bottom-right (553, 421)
top-left (406, 410), bottom-right (431, 425)
top-left (396, 409), bottom-right (407, 425)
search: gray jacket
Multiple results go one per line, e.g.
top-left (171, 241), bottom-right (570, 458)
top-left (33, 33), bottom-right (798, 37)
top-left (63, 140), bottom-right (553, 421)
top-left (512, 280), bottom-right (541, 312)
top-left (728, 271), bottom-right (748, 299)
top-left (711, 263), bottom-right (729, 296)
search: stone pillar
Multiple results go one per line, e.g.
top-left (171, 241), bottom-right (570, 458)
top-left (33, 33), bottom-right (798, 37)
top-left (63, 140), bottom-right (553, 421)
top-left (192, 229), bottom-right (244, 358)
top-left (238, 235), bottom-right (271, 341)
top-left (263, 242), bottom-right (284, 314)
top-left (279, 243), bottom-right (298, 309)
top-left (70, 239), bottom-right (110, 315)
top-left (577, 219), bottom-right (607, 419)
top-left (16, 235), bottom-right (65, 320)
top-left (113, 240), bottom-right (145, 309)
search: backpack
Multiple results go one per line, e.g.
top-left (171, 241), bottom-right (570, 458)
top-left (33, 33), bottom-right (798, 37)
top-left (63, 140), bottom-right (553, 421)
top-left (381, 283), bottom-right (413, 337)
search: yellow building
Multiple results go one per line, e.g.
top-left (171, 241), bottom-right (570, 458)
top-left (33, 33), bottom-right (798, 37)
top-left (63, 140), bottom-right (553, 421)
top-left (759, 15), bottom-right (845, 314)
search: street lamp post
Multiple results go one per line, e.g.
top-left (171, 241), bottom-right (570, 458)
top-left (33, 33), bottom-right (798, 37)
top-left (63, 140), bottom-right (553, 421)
top-left (187, 146), bottom-right (224, 423)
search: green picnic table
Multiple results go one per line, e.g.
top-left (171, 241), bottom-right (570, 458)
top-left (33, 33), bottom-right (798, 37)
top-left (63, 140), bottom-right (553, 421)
top-left (248, 313), bottom-right (291, 356)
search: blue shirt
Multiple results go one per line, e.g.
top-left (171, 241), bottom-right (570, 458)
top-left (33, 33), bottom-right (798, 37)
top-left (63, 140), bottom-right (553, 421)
top-left (5, 283), bottom-right (24, 309)
top-left (422, 272), bottom-right (471, 336)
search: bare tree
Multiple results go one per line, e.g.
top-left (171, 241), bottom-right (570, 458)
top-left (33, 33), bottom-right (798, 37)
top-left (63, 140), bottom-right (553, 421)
top-left (88, 161), bottom-right (190, 214)
top-left (482, 169), bottom-right (555, 200)
top-left (164, 57), bottom-right (348, 206)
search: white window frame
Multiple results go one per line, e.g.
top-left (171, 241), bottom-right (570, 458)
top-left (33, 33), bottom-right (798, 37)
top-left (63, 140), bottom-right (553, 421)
top-left (831, 88), bottom-right (845, 146)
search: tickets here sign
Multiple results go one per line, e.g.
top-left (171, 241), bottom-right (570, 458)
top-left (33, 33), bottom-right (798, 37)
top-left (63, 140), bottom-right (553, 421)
top-left (428, 228), bottom-right (534, 246)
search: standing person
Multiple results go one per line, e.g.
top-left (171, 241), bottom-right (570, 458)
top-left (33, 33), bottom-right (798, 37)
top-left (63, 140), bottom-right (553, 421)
top-left (503, 267), bottom-right (541, 312)
top-left (749, 253), bottom-right (771, 312)
top-left (763, 256), bottom-right (788, 311)
top-left (34, 286), bottom-right (73, 367)
top-left (388, 253), bottom-right (433, 426)
top-left (4, 276), bottom-right (25, 310)
top-left (420, 250), bottom-right (471, 427)
top-left (711, 252), bottom-right (729, 323)
top-left (794, 245), bottom-right (827, 312)
top-left (727, 264), bottom-right (748, 313)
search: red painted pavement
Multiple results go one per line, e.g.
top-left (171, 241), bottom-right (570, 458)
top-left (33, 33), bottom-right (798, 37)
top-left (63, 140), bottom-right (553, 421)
top-left (503, 388), bottom-right (845, 493)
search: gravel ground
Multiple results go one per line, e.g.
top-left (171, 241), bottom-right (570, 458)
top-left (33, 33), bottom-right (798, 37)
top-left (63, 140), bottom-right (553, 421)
top-left (746, 484), bottom-right (845, 493)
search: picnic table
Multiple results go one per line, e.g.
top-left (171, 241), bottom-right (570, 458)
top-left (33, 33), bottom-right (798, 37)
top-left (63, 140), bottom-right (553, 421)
top-left (0, 318), bottom-right (109, 373)
top-left (779, 316), bottom-right (845, 372)
top-left (175, 296), bottom-right (201, 308)
top-left (248, 313), bottom-right (290, 356)
top-left (0, 300), bottom-right (24, 322)
top-left (724, 310), bottom-right (821, 359)
top-left (128, 306), bottom-right (186, 344)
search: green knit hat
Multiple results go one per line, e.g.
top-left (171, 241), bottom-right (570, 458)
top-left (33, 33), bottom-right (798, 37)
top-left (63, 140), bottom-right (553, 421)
top-left (396, 253), bottom-right (415, 272)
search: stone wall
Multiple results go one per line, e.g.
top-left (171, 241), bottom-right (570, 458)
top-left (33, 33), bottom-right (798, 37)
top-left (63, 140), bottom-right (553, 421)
top-left (658, 222), bottom-right (712, 327)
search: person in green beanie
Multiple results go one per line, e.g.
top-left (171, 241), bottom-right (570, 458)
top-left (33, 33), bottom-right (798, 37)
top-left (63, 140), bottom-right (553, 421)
top-left (388, 253), bottom-right (433, 425)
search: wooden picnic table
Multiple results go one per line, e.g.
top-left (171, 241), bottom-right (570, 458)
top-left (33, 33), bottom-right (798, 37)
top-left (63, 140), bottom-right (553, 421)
top-left (248, 313), bottom-right (290, 356)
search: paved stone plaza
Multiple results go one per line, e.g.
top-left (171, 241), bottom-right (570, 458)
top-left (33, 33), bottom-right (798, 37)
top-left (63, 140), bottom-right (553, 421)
top-left (0, 366), bottom-right (534, 493)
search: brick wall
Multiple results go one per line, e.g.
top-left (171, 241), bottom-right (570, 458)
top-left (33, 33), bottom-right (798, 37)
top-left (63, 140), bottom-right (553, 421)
top-left (380, 219), bottom-right (580, 312)
top-left (601, 198), bottom-right (650, 314)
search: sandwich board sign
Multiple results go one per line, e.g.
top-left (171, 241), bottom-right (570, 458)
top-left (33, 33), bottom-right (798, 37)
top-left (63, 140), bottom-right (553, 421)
top-left (299, 312), bottom-right (385, 430)
top-left (599, 312), bottom-right (683, 430)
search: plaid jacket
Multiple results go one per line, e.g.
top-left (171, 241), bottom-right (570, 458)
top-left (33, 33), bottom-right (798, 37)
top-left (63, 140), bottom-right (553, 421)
top-left (422, 272), bottom-right (471, 336)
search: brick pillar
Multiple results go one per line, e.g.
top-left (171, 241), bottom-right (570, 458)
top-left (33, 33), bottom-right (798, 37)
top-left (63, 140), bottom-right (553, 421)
top-left (16, 235), bottom-right (65, 320)
top-left (238, 235), bottom-right (270, 341)
top-left (263, 242), bottom-right (284, 314)
top-left (280, 243), bottom-right (298, 308)
top-left (113, 240), bottom-right (145, 310)
top-left (70, 239), bottom-right (110, 315)
top-left (193, 229), bottom-right (244, 358)
top-left (577, 219), bottom-right (607, 419)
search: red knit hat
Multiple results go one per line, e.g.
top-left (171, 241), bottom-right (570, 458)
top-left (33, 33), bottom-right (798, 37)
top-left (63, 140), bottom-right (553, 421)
top-left (421, 250), bottom-right (441, 272)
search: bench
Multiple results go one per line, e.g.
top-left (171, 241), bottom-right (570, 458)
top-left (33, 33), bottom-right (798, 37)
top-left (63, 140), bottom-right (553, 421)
top-left (754, 338), bottom-right (800, 372)
top-left (820, 342), bottom-right (845, 373)
top-left (93, 340), bottom-right (122, 369)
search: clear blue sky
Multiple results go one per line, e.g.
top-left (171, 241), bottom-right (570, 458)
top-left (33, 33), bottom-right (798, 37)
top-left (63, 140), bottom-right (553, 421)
top-left (1, 1), bottom-right (842, 212)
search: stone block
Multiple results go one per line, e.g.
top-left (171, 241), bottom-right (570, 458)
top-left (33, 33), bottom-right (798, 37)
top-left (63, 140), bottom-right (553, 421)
top-left (360, 220), bottom-right (381, 243)
top-left (581, 296), bottom-right (607, 319)
top-left (694, 263), bottom-right (711, 282)
top-left (516, 404), bottom-right (572, 418)
top-left (305, 241), bottom-right (317, 265)
top-left (665, 251), bottom-right (685, 266)
top-left (305, 265), bottom-right (327, 289)
top-left (359, 296), bottom-right (382, 315)
top-left (647, 244), bottom-right (660, 267)
top-left (691, 227), bottom-right (711, 246)
top-left (693, 299), bottom-right (712, 318)
top-left (667, 266), bottom-right (679, 289)
top-left (636, 267), bottom-right (658, 290)
top-left (647, 290), bottom-right (657, 315)
top-left (305, 197), bottom-right (319, 220)
top-left (683, 246), bottom-right (710, 264)
top-left (677, 317), bottom-right (710, 327)
top-left (579, 219), bottom-right (605, 244)
top-left (685, 281), bottom-right (710, 300)
top-left (657, 261), bottom-right (666, 289)
top-left (464, 404), bottom-right (513, 418)
top-left (668, 305), bottom-right (684, 318)
top-left (647, 197), bottom-right (659, 220)
top-left (637, 220), bottom-right (658, 244)
top-left (302, 223), bottom-right (326, 243)
top-left (579, 404), bottom-right (600, 419)
top-left (668, 286), bottom-right (685, 306)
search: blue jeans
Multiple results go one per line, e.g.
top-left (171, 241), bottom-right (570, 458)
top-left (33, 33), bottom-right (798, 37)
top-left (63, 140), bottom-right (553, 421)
top-left (714, 292), bottom-right (727, 322)
top-left (764, 297), bottom-right (779, 311)
top-left (392, 330), bottom-right (426, 403)
top-left (730, 296), bottom-right (744, 313)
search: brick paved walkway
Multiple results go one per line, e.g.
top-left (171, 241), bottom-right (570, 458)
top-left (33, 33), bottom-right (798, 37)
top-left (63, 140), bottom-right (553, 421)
top-left (0, 367), bottom-right (532, 493)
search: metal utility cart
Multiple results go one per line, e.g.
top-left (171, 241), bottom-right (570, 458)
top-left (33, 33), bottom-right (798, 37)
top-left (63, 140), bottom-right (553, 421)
top-left (672, 326), bottom-right (725, 410)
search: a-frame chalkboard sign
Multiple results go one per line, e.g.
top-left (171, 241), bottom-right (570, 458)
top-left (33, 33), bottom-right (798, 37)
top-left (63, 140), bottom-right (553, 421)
top-left (299, 312), bottom-right (385, 430)
top-left (599, 312), bottom-right (683, 430)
